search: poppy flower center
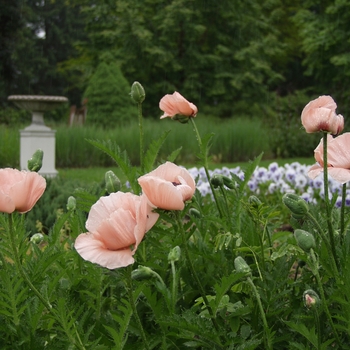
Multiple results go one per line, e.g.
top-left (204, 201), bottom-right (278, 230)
top-left (172, 181), bottom-right (181, 186)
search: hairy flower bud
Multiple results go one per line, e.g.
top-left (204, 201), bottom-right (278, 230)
top-left (189, 208), bottom-right (201, 218)
top-left (130, 81), bottom-right (145, 104)
top-left (303, 289), bottom-right (320, 309)
top-left (66, 196), bottom-right (76, 211)
top-left (248, 195), bottom-right (262, 207)
top-left (168, 246), bottom-right (181, 262)
top-left (131, 265), bottom-right (156, 280)
top-left (211, 174), bottom-right (224, 188)
top-left (294, 229), bottom-right (316, 252)
top-left (234, 256), bottom-right (251, 274)
top-left (282, 193), bottom-right (309, 219)
top-left (30, 233), bottom-right (44, 244)
top-left (222, 175), bottom-right (235, 189)
top-left (105, 170), bottom-right (121, 194)
top-left (27, 149), bottom-right (44, 172)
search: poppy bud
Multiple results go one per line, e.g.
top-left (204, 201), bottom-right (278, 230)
top-left (66, 196), bottom-right (76, 211)
top-left (131, 265), bottom-right (155, 280)
top-left (27, 149), bottom-right (44, 172)
top-left (282, 193), bottom-right (309, 219)
top-left (189, 208), bottom-right (201, 218)
top-left (211, 174), bottom-right (224, 188)
top-left (30, 233), bottom-right (44, 244)
top-left (222, 175), bottom-right (235, 189)
top-left (303, 289), bottom-right (320, 309)
top-left (294, 229), bottom-right (316, 252)
top-left (168, 246), bottom-right (181, 262)
top-left (248, 195), bottom-right (262, 207)
top-left (130, 81), bottom-right (145, 104)
top-left (105, 170), bottom-right (121, 194)
top-left (234, 256), bottom-right (251, 274)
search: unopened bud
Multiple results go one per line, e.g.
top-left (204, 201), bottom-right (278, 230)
top-left (222, 175), bottom-right (235, 189)
top-left (303, 289), bottom-right (320, 309)
top-left (248, 195), bottom-right (262, 207)
top-left (294, 229), bottom-right (316, 252)
top-left (211, 174), bottom-right (224, 188)
top-left (105, 170), bottom-right (121, 194)
top-left (27, 149), bottom-right (43, 172)
top-left (130, 81), bottom-right (145, 104)
top-left (66, 196), bottom-right (76, 211)
top-left (131, 265), bottom-right (156, 280)
top-left (31, 233), bottom-right (44, 244)
top-left (189, 208), bottom-right (201, 218)
top-left (234, 256), bottom-right (251, 274)
top-left (168, 246), bottom-right (181, 262)
top-left (282, 193), bottom-right (309, 219)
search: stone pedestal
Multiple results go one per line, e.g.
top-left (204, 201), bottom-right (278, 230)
top-left (20, 118), bottom-right (57, 177)
top-left (8, 95), bottom-right (68, 178)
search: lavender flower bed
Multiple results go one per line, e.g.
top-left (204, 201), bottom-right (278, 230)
top-left (188, 161), bottom-right (350, 207)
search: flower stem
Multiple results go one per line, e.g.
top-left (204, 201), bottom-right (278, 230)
top-left (8, 213), bottom-right (52, 311)
top-left (170, 260), bottom-right (177, 313)
top-left (138, 102), bottom-right (144, 173)
top-left (175, 211), bottom-right (220, 332)
top-left (126, 265), bottom-right (150, 350)
top-left (309, 249), bottom-right (340, 345)
top-left (340, 183), bottom-right (346, 241)
top-left (246, 276), bottom-right (272, 349)
top-left (190, 118), bottom-right (224, 218)
top-left (322, 133), bottom-right (338, 267)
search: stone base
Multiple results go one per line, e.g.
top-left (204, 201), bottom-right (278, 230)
top-left (20, 125), bottom-right (58, 177)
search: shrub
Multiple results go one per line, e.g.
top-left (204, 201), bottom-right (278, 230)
top-left (83, 61), bottom-right (136, 127)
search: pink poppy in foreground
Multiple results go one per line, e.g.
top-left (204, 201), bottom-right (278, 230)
top-left (301, 95), bottom-right (344, 135)
top-left (159, 91), bottom-right (198, 119)
top-left (308, 133), bottom-right (350, 184)
top-left (74, 192), bottom-right (159, 269)
top-left (138, 162), bottom-right (196, 210)
top-left (0, 168), bottom-right (46, 213)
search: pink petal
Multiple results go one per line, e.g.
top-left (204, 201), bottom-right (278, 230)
top-left (139, 177), bottom-right (185, 210)
top-left (0, 192), bottom-right (15, 213)
top-left (74, 233), bottom-right (135, 269)
top-left (328, 168), bottom-right (350, 184)
top-left (308, 164), bottom-right (323, 179)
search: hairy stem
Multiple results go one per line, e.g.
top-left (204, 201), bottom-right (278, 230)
top-left (175, 211), bottom-right (220, 332)
top-left (126, 266), bottom-right (150, 350)
top-left (190, 118), bottom-right (224, 218)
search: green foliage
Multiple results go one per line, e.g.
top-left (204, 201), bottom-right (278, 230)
top-left (83, 61), bottom-right (137, 127)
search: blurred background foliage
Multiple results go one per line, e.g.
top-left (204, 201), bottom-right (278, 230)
top-left (1, 0), bottom-right (349, 158)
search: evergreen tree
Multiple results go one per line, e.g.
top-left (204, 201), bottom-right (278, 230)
top-left (83, 61), bottom-right (136, 127)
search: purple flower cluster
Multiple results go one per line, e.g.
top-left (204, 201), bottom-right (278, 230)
top-left (187, 162), bottom-right (350, 207)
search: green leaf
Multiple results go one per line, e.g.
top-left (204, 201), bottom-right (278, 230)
top-left (167, 146), bottom-right (183, 163)
top-left (144, 130), bottom-right (170, 172)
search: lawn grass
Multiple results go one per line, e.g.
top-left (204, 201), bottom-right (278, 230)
top-left (57, 157), bottom-right (315, 185)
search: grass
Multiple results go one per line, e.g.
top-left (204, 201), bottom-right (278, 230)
top-left (57, 157), bottom-right (315, 185)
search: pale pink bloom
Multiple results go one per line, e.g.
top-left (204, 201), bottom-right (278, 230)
top-left (159, 91), bottom-right (198, 119)
top-left (301, 95), bottom-right (344, 135)
top-left (308, 133), bottom-right (350, 184)
top-left (138, 162), bottom-right (196, 210)
top-left (0, 168), bottom-right (46, 213)
top-left (74, 192), bottom-right (159, 269)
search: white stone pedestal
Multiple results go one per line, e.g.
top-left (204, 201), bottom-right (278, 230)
top-left (20, 112), bottom-right (58, 177)
top-left (8, 95), bottom-right (68, 178)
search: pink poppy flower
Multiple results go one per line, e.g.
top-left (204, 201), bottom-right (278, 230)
top-left (159, 91), bottom-right (198, 119)
top-left (74, 192), bottom-right (159, 269)
top-left (138, 162), bottom-right (196, 210)
top-left (0, 168), bottom-right (46, 213)
top-left (308, 133), bottom-right (350, 184)
top-left (301, 95), bottom-right (344, 135)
